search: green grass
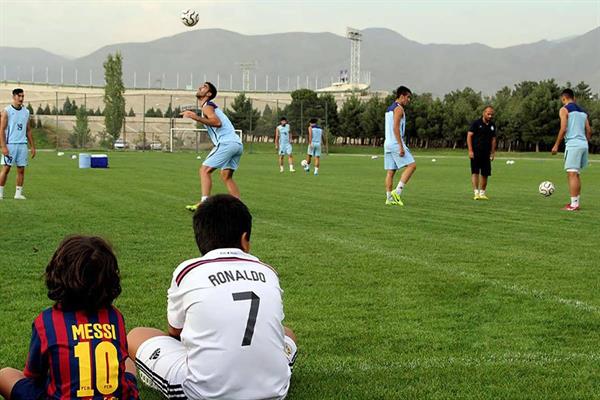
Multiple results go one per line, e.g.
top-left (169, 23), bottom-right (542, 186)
top-left (1, 150), bottom-right (599, 399)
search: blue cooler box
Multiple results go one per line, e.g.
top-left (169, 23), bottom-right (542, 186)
top-left (90, 154), bottom-right (109, 168)
top-left (79, 153), bottom-right (91, 168)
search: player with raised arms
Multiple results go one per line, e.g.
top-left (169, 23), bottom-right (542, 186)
top-left (302, 118), bottom-right (323, 175)
top-left (127, 194), bottom-right (298, 400)
top-left (181, 82), bottom-right (243, 211)
top-left (551, 88), bottom-right (592, 211)
top-left (384, 86), bottom-right (416, 206)
top-left (275, 117), bottom-right (296, 173)
top-left (0, 236), bottom-right (140, 400)
top-left (0, 88), bottom-right (36, 200)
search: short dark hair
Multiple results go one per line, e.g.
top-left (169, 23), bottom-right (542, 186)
top-left (205, 82), bottom-right (218, 101)
top-left (45, 236), bottom-right (122, 312)
top-left (193, 195), bottom-right (252, 255)
top-left (309, 118), bottom-right (318, 124)
top-left (483, 105), bottom-right (494, 112)
top-left (395, 86), bottom-right (412, 98)
top-left (280, 116), bottom-right (287, 122)
top-left (12, 88), bottom-right (24, 96)
top-left (561, 88), bottom-right (575, 99)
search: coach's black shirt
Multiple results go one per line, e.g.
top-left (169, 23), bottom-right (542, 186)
top-left (469, 118), bottom-right (496, 155)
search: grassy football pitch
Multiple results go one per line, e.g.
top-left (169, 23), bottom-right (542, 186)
top-left (1, 149), bottom-right (599, 399)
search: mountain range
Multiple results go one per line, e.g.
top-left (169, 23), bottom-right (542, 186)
top-left (1, 27), bottom-right (599, 96)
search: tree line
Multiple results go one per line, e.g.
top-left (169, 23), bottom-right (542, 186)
top-left (223, 80), bottom-right (599, 152)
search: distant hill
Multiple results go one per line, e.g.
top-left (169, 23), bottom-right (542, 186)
top-left (1, 27), bottom-right (599, 96)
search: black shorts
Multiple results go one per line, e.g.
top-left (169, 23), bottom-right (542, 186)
top-left (10, 378), bottom-right (45, 400)
top-left (470, 155), bottom-right (491, 177)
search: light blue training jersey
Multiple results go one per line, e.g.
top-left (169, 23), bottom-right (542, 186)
top-left (564, 103), bottom-right (588, 148)
top-left (277, 124), bottom-right (290, 146)
top-left (204, 101), bottom-right (242, 146)
top-left (310, 125), bottom-right (323, 144)
top-left (384, 102), bottom-right (405, 151)
top-left (4, 105), bottom-right (30, 144)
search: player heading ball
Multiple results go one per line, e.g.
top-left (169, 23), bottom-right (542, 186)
top-left (127, 194), bottom-right (298, 400)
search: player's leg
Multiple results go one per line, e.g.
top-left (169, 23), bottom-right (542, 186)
top-left (566, 170), bottom-right (581, 208)
top-left (283, 326), bottom-right (298, 369)
top-left (127, 328), bottom-right (187, 397)
top-left (0, 368), bottom-right (42, 400)
top-left (471, 174), bottom-right (480, 198)
top-left (279, 154), bottom-right (284, 172)
top-left (0, 165), bottom-right (10, 199)
top-left (200, 165), bottom-right (216, 200)
top-left (385, 168), bottom-right (398, 205)
top-left (220, 169), bottom-right (240, 198)
top-left (478, 157), bottom-right (491, 199)
top-left (304, 154), bottom-right (312, 172)
top-left (288, 145), bottom-right (295, 172)
top-left (14, 167), bottom-right (25, 200)
top-left (314, 156), bottom-right (320, 175)
top-left (563, 147), bottom-right (585, 210)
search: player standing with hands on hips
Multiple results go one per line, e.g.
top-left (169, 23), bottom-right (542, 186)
top-left (384, 86), bottom-right (416, 206)
top-left (0, 88), bottom-right (36, 200)
top-left (551, 88), bottom-right (592, 211)
top-left (181, 82), bottom-right (243, 211)
top-left (466, 106), bottom-right (496, 200)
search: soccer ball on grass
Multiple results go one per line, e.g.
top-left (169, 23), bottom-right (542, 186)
top-left (538, 181), bottom-right (555, 197)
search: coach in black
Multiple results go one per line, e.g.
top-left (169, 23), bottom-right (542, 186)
top-left (467, 106), bottom-right (497, 200)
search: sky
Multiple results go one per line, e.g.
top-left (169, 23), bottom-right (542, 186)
top-left (0, 0), bottom-right (599, 58)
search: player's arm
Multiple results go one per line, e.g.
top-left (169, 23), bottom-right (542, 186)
top-left (274, 127), bottom-right (279, 149)
top-left (466, 131), bottom-right (474, 159)
top-left (393, 106), bottom-right (405, 156)
top-left (23, 323), bottom-right (48, 382)
top-left (552, 107), bottom-right (568, 155)
top-left (308, 126), bottom-right (313, 148)
top-left (490, 132), bottom-right (497, 161)
top-left (0, 111), bottom-right (8, 156)
top-left (180, 105), bottom-right (222, 128)
top-left (27, 118), bottom-right (36, 158)
top-left (585, 118), bottom-right (592, 141)
top-left (168, 325), bottom-right (182, 340)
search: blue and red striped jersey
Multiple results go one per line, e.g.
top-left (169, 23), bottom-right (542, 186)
top-left (24, 306), bottom-right (139, 400)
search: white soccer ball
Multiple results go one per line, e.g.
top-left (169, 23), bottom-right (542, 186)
top-left (71, 154), bottom-right (77, 160)
top-left (431, 158), bottom-right (437, 162)
top-left (57, 152), bottom-right (64, 156)
top-left (539, 181), bottom-right (555, 197)
top-left (181, 9), bottom-right (200, 27)
top-left (196, 155), bottom-right (202, 160)
top-left (371, 155), bottom-right (379, 160)
top-left (301, 160), bottom-right (308, 167)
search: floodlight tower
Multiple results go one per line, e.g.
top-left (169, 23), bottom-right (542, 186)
top-left (346, 27), bottom-right (362, 86)
top-left (239, 62), bottom-right (256, 91)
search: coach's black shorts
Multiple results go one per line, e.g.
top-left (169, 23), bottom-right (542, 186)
top-left (470, 154), bottom-right (492, 176)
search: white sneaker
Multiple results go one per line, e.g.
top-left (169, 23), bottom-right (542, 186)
top-left (14, 194), bottom-right (26, 200)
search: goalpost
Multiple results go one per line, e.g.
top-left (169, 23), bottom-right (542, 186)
top-left (168, 128), bottom-right (244, 153)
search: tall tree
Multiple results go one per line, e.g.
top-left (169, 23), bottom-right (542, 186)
top-left (338, 95), bottom-right (366, 142)
top-left (70, 107), bottom-right (92, 148)
top-left (103, 52), bottom-right (126, 146)
top-left (225, 93), bottom-right (260, 133)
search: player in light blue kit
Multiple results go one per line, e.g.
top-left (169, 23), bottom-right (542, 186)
top-left (181, 82), bottom-right (243, 211)
top-left (384, 86), bottom-right (416, 206)
top-left (551, 88), bottom-right (592, 211)
top-left (0, 88), bottom-right (36, 200)
top-left (275, 117), bottom-right (295, 173)
top-left (303, 119), bottom-right (323, 175)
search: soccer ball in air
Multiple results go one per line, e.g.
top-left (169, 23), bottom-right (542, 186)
top-left (181, 9), bottom-right (200, 27)
top-left (538, 181), bottom-right (555, 197)
top-left (301, 160), bottom-right (308, 167)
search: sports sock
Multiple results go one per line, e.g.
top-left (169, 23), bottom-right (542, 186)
top-left (314, 167), bottom-right (319, 174)
top-left (280, 165), bottom-right (284, 172)
top-left (474, 189), bottom-right (479, 196)
top-left (480, 190), bottom-right (486, 196)
top-left (0, 186), bottom-right (4, 198)
top-left (15, 186), bottom-right (23, 196)
top-left (201, 196), bottom-right (208, 203)
top-left (395, 181), bottom-right (405, 195)
top-left (289, 164), bottom-right (294, 171)
top-left (571, 196), bottom-right (580, 207)
top-left (386, 191), bottom-right (393, 200)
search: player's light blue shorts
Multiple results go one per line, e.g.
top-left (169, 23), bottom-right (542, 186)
top-left (564, 146), bottom-right (588, 172)
top-left (279, 143), bottom-right (292, 156)
top-left (384, 145), bottom-right (415, 170)
top-left (203, 142), bottom-right (243, 170)
top-left (1, 144), bottom-right (28, 167)
top-left (307, 143), bottom-right (321, 157)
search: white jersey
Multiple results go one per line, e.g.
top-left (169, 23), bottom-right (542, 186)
top-left (167, 248), bottom-right (291, 400)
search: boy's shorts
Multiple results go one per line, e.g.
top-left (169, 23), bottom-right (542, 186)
top-left (1, 144), bottom-right (28, 167)
top-left (278, 143), bottom-right (292, 156)
top-left (564, 146), bottom-right (588, 172)
top-left (203, 142), bottom-right (243, 170)
top-left (307, 143), bottom-right (321, 157)
top-left (384, 145), bottom-right (415, 170)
